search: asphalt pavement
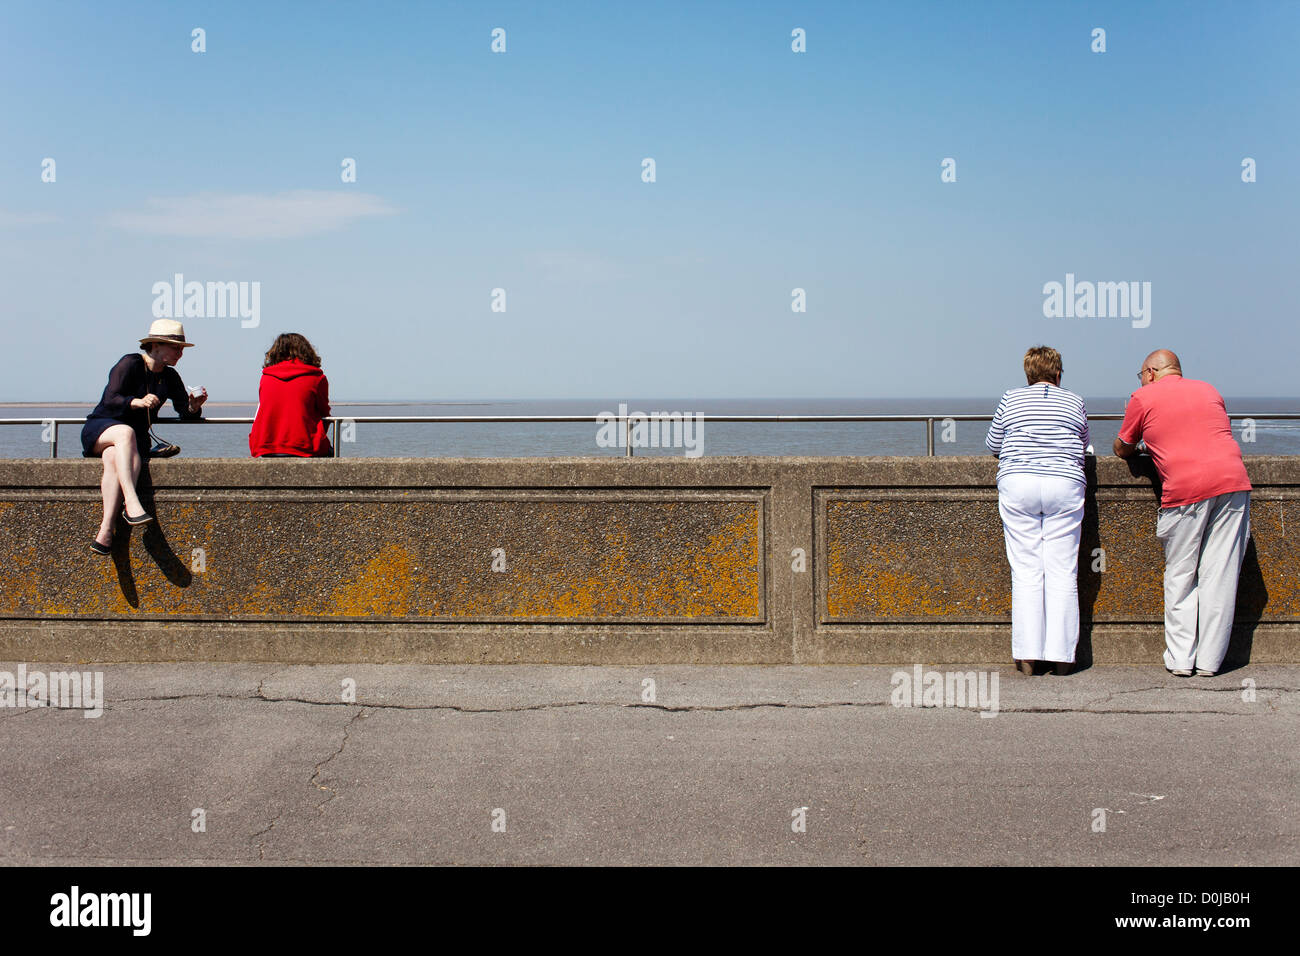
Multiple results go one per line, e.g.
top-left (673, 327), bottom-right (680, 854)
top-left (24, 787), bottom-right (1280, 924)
top-left (0, 662), bottom-right (1294, 865)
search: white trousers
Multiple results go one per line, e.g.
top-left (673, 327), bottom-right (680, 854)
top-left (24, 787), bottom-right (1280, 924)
top-left (1155, 490), bottom-right (1251, 673)
top-left (997, 473), bottom-right (1086, 663)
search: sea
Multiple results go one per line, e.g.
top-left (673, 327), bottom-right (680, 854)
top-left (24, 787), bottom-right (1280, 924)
top-left (3, 397), bottom-right (1299, 459)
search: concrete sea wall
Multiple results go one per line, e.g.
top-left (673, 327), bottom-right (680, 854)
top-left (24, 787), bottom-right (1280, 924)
top-left (1, 456), bottom-right (1295, 663)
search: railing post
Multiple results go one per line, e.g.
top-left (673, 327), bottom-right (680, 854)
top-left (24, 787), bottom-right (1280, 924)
top-left (624, 415), bottom-right (633, 458)
top-left (926, 418), bottom-right (934, 456)
top-left (331, 419), bottom-right (341, 458)
top-left (50, 422), bottom-right (58, 459)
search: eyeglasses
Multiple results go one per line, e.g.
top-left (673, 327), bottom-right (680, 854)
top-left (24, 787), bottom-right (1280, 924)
top-left (1136, 366), bottom-right (1164, 381)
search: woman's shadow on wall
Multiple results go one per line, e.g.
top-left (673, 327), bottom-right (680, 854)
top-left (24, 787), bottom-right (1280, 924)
top-left (1076, 456), bottom-right (1265, 672)
top-left (107, 463), bottom-right (192, 607)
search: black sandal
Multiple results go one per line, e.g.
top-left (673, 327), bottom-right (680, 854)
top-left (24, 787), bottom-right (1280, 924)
top-left (121, 509), bottom-right (154, 526)
top-left (90, 539), bottom-right (112, 555)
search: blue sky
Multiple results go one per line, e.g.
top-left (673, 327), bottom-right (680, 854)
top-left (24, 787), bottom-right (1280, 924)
top-left (2, 0), bottom-right (1297, 401)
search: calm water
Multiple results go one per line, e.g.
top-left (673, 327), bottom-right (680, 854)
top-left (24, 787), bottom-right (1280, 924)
top-left (4, 397), bottom-right (1299, 459)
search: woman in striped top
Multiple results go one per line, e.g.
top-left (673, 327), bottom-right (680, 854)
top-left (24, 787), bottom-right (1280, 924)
top-left (985, 346), bottom-right (1090, 675)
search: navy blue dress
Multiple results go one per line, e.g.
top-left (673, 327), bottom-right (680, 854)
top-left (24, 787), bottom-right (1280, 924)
top-left (81, 353), bottom-right (202, 457)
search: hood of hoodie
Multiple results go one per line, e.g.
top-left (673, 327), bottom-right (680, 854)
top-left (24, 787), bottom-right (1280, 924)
top-left (262, 359), bottom-right (324, 382)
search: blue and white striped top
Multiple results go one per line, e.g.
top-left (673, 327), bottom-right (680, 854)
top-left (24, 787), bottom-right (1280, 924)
top-left (985, 383), bottom-right (1090, 483)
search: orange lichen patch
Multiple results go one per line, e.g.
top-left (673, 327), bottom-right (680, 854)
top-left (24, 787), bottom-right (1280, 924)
top-left (824, 501), bottom-right (1011, 619)
top-left (223, 578), bottom-right (295, 618)
top-left (646, 512), bottom-right (760, 617)
top-left (0, 499), bottom-right (206, 617)
top-left (827, 539), bottom-right (952, 618)
top-left (518, 581), bottom-right (602, 619)
top-left (1245, 503), bottom-right (1300, 612)
top-left (444, 506), bottom-right (761, 620)
top-left (0, 546), bottom-right (39, 614)
top-left (328, 542), bottom-right (414, 616)
top-left (0, 496), bottom-right (768, 621)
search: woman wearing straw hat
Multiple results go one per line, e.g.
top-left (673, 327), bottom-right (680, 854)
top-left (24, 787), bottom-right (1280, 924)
top-left (82, 319), bottom-right (207, 554)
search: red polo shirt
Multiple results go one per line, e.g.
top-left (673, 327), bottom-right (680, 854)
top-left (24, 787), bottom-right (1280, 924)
top-left (1118, 376), bottom-right (1251, 508)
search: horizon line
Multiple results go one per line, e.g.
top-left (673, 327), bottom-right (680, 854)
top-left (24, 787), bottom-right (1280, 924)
top-left (5, 394), bottom-right (1300, 408)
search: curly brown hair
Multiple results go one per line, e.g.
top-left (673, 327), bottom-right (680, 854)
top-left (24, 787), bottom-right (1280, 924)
top-left (264, 332), bottom-right (322, 368)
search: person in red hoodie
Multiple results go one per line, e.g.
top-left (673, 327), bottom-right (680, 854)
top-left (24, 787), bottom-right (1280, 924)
top-left (249, 333), bottom-right (333, 457)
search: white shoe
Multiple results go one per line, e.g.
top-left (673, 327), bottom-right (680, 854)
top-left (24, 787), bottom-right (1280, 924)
top-left (1193, 668), bottom-right (1216, 677)
top-left (1167, 667), bottom-right (1193, 677)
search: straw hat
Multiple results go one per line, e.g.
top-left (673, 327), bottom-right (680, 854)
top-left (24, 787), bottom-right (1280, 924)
top-left (139, 319), bottom-right (195, 348)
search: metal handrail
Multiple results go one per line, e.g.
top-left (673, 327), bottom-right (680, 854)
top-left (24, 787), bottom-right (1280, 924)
top-left (4, 413), bottom-right (1298, 459)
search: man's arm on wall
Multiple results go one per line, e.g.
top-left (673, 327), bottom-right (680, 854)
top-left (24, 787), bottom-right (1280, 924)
top-left (1113, 436), bottom-right (1139, 458)
top-left (1115, 393), bottom-right (1145, 459)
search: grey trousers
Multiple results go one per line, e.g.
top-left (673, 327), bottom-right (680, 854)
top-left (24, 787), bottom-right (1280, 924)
top-left (1155, 490), bottom-right (1251, 672)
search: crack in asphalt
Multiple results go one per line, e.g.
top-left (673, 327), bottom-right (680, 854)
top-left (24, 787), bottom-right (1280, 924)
top-left (90, 675), bottom-right (1298, 719)
top-left (1091, 684), bottom-right (1297, 697)
top-left (0, 707), bottom-right (48, 720)
top-left (113, 693), bottom-right (632, 712)
top-left (249, 816), bottom-right (278, 862)
top-left (311, 710), bottom-right (366, 816)
top-left (100, 690), bottom-right (1285, 717)
top-left (631, 701), bottom-right (889, 712)
top-left (248, 707), bottom-right (366, 860)
top-left (996, 707), bottom-right (1254, 716)
top-left (254, 665), bottom-right (288, 702)
top-left (1064, 683), bottom-right (1296, 715)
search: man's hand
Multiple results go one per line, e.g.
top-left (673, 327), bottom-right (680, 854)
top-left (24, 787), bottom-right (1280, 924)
top-left (1113, 436), bottom-right (1139, 458)
top-left (188, 387), bottom-right (208, 413)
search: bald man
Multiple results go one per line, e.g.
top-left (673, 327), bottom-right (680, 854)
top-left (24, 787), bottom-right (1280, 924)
top-left (1114, 351), bottom-right (1252, 676)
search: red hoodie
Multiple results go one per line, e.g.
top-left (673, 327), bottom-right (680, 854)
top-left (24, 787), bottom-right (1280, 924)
top-left (249, 359), bottom-right (333, 457)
